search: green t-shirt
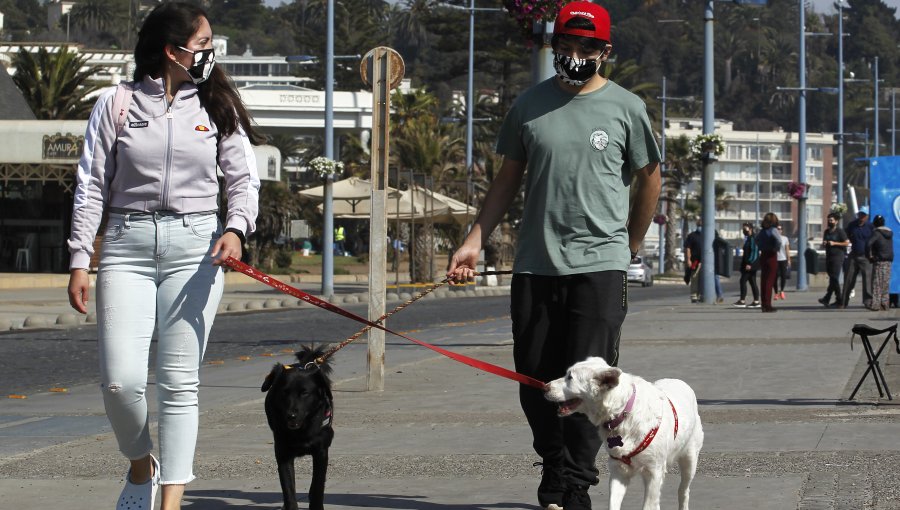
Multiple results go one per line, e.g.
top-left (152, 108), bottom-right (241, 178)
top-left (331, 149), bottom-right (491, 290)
top-left (496, 78), bottom-right (660, 275)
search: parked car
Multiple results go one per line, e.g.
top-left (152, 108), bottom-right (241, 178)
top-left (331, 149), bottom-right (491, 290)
top-left (627, 256), bottom-right (653, 287)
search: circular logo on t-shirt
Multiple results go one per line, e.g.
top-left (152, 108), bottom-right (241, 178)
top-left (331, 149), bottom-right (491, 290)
top-left (590, 129), bottom-right (609, 151)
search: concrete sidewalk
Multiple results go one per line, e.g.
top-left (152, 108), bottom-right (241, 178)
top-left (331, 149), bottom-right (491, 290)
top-left (1, 285), bottom-right (899, 509)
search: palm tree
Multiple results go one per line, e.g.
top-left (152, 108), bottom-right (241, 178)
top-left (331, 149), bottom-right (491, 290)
top-left (659, 135), bottom-right (702, 272)
top-left (390, 88), bottom-right (464, 282)
top-left (12, 47), bottom-right (104, 120)
top-left (69, 0), bottom-right (119, 34)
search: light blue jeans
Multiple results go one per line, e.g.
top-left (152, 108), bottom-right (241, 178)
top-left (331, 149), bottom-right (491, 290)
top-left (97, 211), bottom-right (224, 485)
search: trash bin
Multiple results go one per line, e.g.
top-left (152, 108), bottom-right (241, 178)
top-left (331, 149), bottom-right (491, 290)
top-left (804, 247), bottom-right (819, 275)
top-left (714, 237), bottom-right (733, 278)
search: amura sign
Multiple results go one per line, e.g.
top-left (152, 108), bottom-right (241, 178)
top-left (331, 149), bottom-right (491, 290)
top-left (43, 133), bottom-right (84, 160)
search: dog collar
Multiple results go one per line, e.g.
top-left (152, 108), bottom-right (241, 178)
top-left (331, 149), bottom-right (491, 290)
top-left (602, 383), bottom-right (636, 432)
top-left (322, 406), bottom-right (332, 427)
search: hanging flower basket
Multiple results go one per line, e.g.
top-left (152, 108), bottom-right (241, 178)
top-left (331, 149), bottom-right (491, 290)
top-left (503, 0), bottom-right (571, 43)
top-left (787, 181), bottom-right (807, 200)
top-left (830, 202), bottom-right (848, 216)
top-left (653, 214), bottom-right (667, 225)
top-left (689, 133), bottom-right (725, 161)
top-left (309, 156), bottom-right (344, 181)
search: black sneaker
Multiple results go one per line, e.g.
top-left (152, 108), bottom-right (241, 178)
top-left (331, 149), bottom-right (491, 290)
top-left (534, 462), bottom-right (566, 509)
top-left (561, 484), bottom-right (592, 510)
top-left (818, 297), bottom-right (829, 307)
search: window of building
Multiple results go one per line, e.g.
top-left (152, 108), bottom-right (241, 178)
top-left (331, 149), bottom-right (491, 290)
top-left (771, 164), bottom-right (791, 180)
top-left (807, 146), bottom-right (823, 161)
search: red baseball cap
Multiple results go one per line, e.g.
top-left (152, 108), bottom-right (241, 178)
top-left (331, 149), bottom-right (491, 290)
top-left (554, 1), bottom-right (611, 43)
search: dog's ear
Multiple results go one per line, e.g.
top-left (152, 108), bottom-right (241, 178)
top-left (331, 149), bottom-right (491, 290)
top-left (261, 363), bottom-right (284, 392)
top-left (594, 367), bottom-right (622, 389)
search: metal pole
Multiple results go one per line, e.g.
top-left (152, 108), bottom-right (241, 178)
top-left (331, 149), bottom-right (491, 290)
top-left (796, 0), bottom-right (808, 291)
top-left (321, 0), bottom-right (335, 297)
top-left (533, 20), bottom-right (555, 85)
top-left (837, 1), bottom-right (844, 203)
top-left (865, 128), bottom-right (870, 191)
top-left (659, 76), bottom-right (667, 275)
top-left (465, 0), bottom-right (474, 231)
top-left (756, 134), bottom-right (761, 225)
top-left (701, 0), bottom-right (716, 304)
top-left (874, 56), bottom-right (879, 158)
top-left (409, 168), bottom-right (415, 283)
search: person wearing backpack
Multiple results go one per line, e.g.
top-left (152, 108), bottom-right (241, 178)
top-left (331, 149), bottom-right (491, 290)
top-left (733, 222), bottom-right (760, 308)
top-left (65, 3), bottom-right (261, 509)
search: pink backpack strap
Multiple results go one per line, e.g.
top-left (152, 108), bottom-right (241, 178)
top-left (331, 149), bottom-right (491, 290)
top-left (111, 81), bottom-right (135, 137)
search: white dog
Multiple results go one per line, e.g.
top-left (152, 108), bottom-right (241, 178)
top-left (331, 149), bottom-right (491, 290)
top-left (544, 357), bottom-right (703, 510)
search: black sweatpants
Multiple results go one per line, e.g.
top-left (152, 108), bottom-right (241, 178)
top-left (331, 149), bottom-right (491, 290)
top-left (511, 271), bottom-right (628, 488)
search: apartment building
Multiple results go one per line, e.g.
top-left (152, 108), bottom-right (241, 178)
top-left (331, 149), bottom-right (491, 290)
top-left (661, 117), bottom-right (836, 245)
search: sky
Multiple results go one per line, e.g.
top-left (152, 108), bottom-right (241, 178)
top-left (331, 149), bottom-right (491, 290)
top-left (809, 0), bottom-right (900, 16)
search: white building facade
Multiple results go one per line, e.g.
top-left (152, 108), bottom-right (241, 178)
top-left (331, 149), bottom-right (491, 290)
top-left (662, 118), bottom-right (836, 245)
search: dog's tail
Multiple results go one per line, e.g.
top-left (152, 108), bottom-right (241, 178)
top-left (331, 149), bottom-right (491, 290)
top-left (295, 344), bottom-right (333, 375)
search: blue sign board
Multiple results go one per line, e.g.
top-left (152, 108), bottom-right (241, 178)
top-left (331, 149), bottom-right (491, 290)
top-left (731, 0), bottom-right (768, 4)
top-left (870, 156), bottom-right (900, 293)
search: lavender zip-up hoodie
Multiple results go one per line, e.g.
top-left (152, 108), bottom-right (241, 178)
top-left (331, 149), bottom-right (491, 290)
top-left (67, 75), bottom-right (260, 269)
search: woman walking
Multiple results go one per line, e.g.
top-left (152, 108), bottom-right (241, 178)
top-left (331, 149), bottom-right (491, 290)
top-left (756, 213), bottom-right (782, 313)
top-left (773, 224), bottom-right (791, 300)
top-left (66, 3), bottom-right (261, 509)
top-left (867, 214), bottom-right (894, 311)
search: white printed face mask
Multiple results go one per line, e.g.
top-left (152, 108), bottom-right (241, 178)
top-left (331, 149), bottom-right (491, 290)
top-left (176, 46), bottom-right (215, 84)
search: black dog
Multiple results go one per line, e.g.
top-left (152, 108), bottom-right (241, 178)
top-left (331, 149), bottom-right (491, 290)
top-left (261, 346), bottom-right (335, 510)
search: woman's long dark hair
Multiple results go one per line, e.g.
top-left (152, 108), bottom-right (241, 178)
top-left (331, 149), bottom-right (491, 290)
top-left (133, 2), bottom-right (263, 143)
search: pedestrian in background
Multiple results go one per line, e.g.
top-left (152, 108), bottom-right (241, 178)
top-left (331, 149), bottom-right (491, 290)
top-left (684, 219), bottom-right (725, 303)
top-left (66, 3), bottom-right (261, 509)
top-left (684, 221), bottom-right (703, 303)
top-left (841, 206), bottom-right (874, 308)
top-left (867, 214), bottom-right (894, 311)
top-left (773, 224), bottom-right (791, 301)
top-left (756, 213), bottom-right (782, 313)
top-left (733, 222), bottom-right (760, 308)
top-left (447, 3), bottom-right (661, 508)
top-left (819, 212), bottom-right (849, 308)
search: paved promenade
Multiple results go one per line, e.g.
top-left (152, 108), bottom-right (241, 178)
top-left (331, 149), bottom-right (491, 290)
top-left (1, 275), bottom-right (899, 509)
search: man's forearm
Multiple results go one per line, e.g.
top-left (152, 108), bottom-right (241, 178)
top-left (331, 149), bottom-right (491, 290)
top-left (627, 163), bottom-right (662, 253)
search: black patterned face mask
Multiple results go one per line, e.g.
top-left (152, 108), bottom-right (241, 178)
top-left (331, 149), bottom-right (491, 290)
top-left (553, 52), bottom-right (599, 86)
top-left (176, 46), bottom-right (215, 84)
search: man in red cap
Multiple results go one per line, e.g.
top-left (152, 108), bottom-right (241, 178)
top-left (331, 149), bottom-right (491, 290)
top-left (448, 2), bottom-right (660, 508)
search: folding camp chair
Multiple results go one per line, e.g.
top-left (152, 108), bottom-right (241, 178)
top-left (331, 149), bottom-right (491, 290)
top-left (848, 323), bottom-right (900, 401)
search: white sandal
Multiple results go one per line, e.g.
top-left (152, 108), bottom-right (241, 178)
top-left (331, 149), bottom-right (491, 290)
top-left (116, 453), bottom-right (159, 510)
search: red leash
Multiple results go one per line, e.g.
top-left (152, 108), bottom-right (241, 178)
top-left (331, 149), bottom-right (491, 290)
top-left (222, 257), bottom-right (545, 389)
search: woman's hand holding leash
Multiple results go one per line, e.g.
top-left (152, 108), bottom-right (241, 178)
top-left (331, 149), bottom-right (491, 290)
top-left (211, 230), bottom-right (243, 266)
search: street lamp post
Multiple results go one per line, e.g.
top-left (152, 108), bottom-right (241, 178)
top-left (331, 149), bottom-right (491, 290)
top-left (837, 0), bottom-right (847, 203)
top-left (657, 76), bottom-right (693, 275)
top-left (701, 0), bottom-right (716, 304)
top-left (459, 1), bottom-right (503, 231)
top-left (321, 0), bottom-right (335, 298)
top-left (772, 2), bottom-right (837, 291)
top-left (874, 56), bottom-right (879, 158)
top-left (797, 0), bottom-right (808, 291)
top-left (755, 134), bottom-right (761, 225)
